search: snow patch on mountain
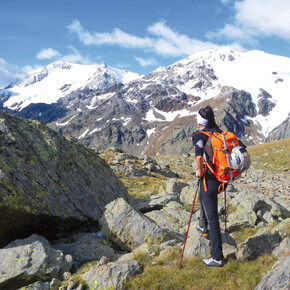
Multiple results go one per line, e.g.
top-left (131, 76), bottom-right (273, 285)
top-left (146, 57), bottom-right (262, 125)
top-left (145, 107), bottom-right (193, 122)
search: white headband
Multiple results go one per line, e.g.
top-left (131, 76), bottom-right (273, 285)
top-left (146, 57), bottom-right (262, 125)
top-left (197, 112), bottom-right (208, 126)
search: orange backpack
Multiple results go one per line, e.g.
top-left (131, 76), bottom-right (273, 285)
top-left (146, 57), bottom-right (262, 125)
top-left (200, 130), bottom-right (250, 192)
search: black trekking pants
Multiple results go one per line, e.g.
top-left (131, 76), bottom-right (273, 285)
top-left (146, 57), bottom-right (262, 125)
top-left (199, 177), bottom-right (224, 261)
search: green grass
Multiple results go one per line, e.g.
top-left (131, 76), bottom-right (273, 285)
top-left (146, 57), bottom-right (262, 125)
top-left (248, 138), bottom-right (290, 174)
top-left (125, 255), bottom-right (276, 290)
top-left (231, 227), bottom-right (259, 245)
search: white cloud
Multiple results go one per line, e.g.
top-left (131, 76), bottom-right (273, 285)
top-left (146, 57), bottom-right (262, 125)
top-left (67, 20), bottom-right (219, 57)
top-left (235, 0), bottom-right (290, 39)
top-left (134, 56), bottom-right (158, 67)
top-left (61, 46), bottom-right (93, 64)
top-left (36, 46), bottom-right (95, 65)
top-left (36, 48), bottom-right (60, 60)
top-left (0, 59), bottom-right (29, 87)
top-left (67, 20), bottom-right (152, 48)
top-left (210, 0), bottom-right (290, 42)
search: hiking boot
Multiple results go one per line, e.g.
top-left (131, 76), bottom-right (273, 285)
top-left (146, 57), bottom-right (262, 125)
top-left (202, 257), bottom-right (224, 268)
top-left (196, 224), bottom-right (209, 236)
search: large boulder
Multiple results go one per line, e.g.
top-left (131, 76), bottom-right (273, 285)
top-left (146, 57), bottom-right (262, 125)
top-left (0, 234), bottom-right (72, 290)
top-left (100, 198), bottom-right (182, 251)
top-left (0, 111), bottom-right (129, 247)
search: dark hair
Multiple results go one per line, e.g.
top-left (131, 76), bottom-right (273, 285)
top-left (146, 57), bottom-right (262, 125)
top-left (198, 105), bottom-right (220, 130)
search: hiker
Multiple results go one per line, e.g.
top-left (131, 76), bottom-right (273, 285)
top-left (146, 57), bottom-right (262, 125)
top-left (191, 105), bottom-right (224, 268)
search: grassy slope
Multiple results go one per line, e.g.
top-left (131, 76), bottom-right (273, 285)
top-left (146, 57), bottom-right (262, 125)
top-left (247, 138), bottom-right (290, 174)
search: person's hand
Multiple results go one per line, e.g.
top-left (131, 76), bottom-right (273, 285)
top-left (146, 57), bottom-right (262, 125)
top-left (195, 168), bottom-right (204, 178)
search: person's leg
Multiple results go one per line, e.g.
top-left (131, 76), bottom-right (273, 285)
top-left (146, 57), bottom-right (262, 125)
top-left (200, 178), bottom-right (223, 261)
top-left (198, 185), bottom-right (208, 229)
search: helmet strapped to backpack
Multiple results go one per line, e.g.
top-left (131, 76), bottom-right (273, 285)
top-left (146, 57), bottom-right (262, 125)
top-left (229, 146), bottom-right (251, 172)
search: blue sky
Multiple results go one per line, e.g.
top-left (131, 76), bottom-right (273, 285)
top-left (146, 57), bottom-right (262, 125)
top-left (1, 0), bottom-right (290, 87)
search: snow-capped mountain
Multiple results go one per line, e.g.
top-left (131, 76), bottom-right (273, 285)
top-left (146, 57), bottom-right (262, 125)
top-left (0, 61), bottom-right (141, 111)
top-left (1, 48), bottom-right (289, 155)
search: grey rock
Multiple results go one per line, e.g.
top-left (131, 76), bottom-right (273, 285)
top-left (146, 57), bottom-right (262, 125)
top-left (255, 255), bottom-right (290, 290)
top-left (0, 234), bottom-right (72, 290)
top-left (163, 178), bottom-right (188, 194)
top-left (145, 201), bottom-right (190, 235)
top-left (100, 198), bottom-right (181, 251)
top-left (265, 112), bottom-right (290, 142)
top-left (180, 185), bottom-right (194, 206)
top-left (271, 218), bottom-right (290, 239)
top-left (19, 281), bottom-right (50, 290)
top-left (81, 260), bottom-right (142, 290)
top-left (227, 190), bottom-right (290, 232)
top-left (183, 221), bottom-right (236, 258)
top-left (133, 192), bottom-right (179, 213)
top-left (257, 88), bottom-right (275, 116)
top-left (19, 278), bottom-right (61, 290)
top-left (272, 238), bottom-right (290, 260)
top-left (52, 232), bottom-right (121, 266)
top-left (236, 231), bottom-right (282, 261)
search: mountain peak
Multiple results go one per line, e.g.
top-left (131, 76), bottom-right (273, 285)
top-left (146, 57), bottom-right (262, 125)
top-left (49, 61), bottom-right (72, 70)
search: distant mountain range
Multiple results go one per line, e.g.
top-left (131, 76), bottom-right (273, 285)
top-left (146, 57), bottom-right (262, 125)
top-left (1, 48), bottom-right (289, 155)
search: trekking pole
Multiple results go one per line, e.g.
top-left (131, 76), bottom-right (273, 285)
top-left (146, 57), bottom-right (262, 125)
top-left (179, 179), bottom-right (200, 269)
top-left (224, 189), bottom-right (227, 232)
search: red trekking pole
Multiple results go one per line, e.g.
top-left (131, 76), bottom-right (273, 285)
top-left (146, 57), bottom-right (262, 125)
top-left (179, 179), bottom-right (200, 268)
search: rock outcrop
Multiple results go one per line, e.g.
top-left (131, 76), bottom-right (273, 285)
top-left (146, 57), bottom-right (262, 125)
top-left (0, 234), bottom-right (72, 290)
top-left (0, 110), bottom-right (129, 247)
top-left (255, 255), bottom-right (290, 290)
top-left (265, 113), bottom-right (290, 142)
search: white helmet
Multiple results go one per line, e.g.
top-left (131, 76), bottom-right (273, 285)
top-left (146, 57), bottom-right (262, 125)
top-left (229, 146), bottom-right (251, 172)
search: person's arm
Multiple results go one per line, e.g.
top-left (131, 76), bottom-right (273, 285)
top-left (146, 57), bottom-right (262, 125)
top-left (195, 156), bottom-right (205, 177)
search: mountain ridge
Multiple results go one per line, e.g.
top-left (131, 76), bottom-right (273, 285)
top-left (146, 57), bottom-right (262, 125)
top-left (1, 48), bottom-right (289, 155)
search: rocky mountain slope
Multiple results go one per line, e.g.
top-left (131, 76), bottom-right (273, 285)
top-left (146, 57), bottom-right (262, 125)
top-left (1, 49), bottom-right (289, 155)
top-left (0, 112), bottom-right (289, 289)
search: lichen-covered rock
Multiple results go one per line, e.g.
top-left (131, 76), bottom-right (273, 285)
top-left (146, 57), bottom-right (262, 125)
top-left (0, 234), bottom-right (72, 290)
top-left (255, 255), bottom-right (290, 290)
top-left (162, 178), bottom-right (188, 194)
top-left (52, 232), bottom-right (121, 266)
top-left (272, 238), bottom-right (290, 260)
top-left (0, 111), bottom-right (129, 247)
top-left (100, 198), bottom-right (181, 251)
top-left (81, 260), bottom-right (142, 290)
top-left (236, 230), bottom-right (282, 261)
top-left (145, 201), bottom-right (190, 235)
top-left (183, 223), bottom-right (211, 258)
top-left (184, 221), bottom-right (236, 259)
top-left (271, 218), bottom-right (290, 239)
top-left (227, 190), bottom-right (290, 232)
top-left (179, 185), bottom-right (193, 206)
top-left (19, 278), bottom-right (61, 290)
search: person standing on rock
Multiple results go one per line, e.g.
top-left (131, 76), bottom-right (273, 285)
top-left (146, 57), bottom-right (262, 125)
top-left (191, 105), bottom-right (224, 268)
